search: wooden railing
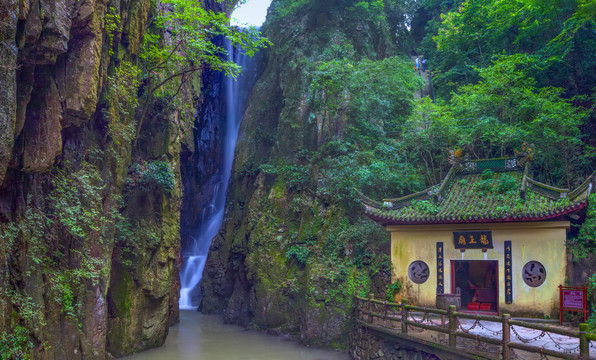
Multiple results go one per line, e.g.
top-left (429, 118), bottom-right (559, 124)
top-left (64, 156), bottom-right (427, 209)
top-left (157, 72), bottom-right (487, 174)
top-left (355, 295), bottom-right (596, 360)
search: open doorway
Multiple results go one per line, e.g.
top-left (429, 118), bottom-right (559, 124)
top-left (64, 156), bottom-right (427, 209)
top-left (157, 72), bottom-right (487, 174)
top-left (451, 260), bottom-right (498, 313)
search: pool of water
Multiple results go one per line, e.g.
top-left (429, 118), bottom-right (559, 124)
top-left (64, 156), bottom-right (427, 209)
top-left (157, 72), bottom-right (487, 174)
top-left (123, 311), bottom-right (349, 360)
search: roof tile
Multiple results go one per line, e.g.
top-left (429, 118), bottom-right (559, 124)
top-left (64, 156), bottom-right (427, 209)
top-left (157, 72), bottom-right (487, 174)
top-left (359, 159), bottom-right (595, 225)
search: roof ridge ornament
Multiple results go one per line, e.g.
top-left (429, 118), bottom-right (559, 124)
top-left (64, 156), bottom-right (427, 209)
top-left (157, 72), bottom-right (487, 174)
top-left (358, 151), bottom-right (593, 225)
top-left (515, 142), bottom-right (535, 167)
top-left (448, 148), bottom-right (464, 166)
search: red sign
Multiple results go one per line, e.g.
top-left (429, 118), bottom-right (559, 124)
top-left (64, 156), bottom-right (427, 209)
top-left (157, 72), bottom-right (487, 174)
top-left (562, 290), bottom-right (584, 309)
top-left (559, 285), bottom-right (588, 324)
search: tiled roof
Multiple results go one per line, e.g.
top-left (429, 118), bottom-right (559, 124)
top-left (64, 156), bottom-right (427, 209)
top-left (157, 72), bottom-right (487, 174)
top-left (359, 158), bottom-right (595, 225)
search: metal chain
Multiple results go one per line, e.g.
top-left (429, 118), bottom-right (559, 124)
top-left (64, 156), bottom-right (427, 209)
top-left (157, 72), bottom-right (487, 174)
top-left (458, 319), bottom-right (480, 333)
top-left (423, 313), bottom-right (445, 327)
top-left (544, 331), bottom-right (580, 353)
top-left (476, 320), bottom-right (503, 335)
top-left (408, 312), bottom-right (427, 324)
top-left (510, 325), bottom-right (546, 343)
top-left (372, 302), bottom-right (380, 313)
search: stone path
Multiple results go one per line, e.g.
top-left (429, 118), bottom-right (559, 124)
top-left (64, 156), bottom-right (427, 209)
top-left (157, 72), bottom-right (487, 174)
top-left (410, 55), bottom-right (431, 100)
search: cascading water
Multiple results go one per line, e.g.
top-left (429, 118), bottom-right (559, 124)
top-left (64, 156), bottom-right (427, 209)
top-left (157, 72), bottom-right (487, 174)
top-left (179, 37), bottom-right (260, 310)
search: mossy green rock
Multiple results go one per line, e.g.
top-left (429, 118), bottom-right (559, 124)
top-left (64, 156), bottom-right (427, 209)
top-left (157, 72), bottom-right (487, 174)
top-left (200, 0), bottom-right (402, 349)
top-left (0, 0), bottom-right (18, 183)
top-left (0, 0), bottom-right (193, 357)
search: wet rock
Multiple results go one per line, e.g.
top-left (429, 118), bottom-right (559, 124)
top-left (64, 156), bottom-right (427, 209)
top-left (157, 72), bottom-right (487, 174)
top-left (0, 0), bottom-right (18, 183)
top-left (21, 67), bottom-right (63, 173)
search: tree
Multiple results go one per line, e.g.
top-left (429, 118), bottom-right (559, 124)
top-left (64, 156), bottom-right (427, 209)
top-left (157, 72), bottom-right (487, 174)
top-left (309, 56), bottom-right (422, 146)
top-left (403, 54), bottom-right (591, 187)
top-left (134, 0), bottom-right (271, 142)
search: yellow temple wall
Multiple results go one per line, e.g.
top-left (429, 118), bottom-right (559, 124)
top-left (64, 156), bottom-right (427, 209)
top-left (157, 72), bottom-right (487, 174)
top-left (388, 222), bottom-right (569, 317)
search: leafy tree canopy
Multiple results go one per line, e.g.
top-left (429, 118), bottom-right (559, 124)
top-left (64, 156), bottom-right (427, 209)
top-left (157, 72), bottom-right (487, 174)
top-left (133, 0), bottom-right (271, 141)
top-left (420, 0), bottom-right (596, 98)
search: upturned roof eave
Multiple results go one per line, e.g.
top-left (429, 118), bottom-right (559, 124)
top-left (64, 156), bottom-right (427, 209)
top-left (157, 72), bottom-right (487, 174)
top-left (364, 201), bottom-right (589, 226)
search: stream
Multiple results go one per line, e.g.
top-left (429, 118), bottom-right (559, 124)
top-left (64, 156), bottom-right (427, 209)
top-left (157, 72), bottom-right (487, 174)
top-left (123, 311), bottom-right (349, 360)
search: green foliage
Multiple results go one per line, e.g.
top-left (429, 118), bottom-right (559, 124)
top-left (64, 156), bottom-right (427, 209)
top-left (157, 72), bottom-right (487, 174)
top-left (297, 55), bottom-right (426, 210)
top-left (0, 326), bottom-right (34, 360)
top-left (475, 171), bottom-right (518, 196)
top-left (104, 61), bottom-right (140, 144)
top-left (285, 245), bottom-right (310, 264)
top-left (132, 0), bottom-right (271, 144)
top-left (50, 162), bottom-right (107, 240)
top-left (588, 273), bottom-right (596, 330)
top-left (261, 163), bottom-right (312, 191)
top-left (348, 1), bottom-right (387, 25)
top-left (385, 280), bottom-right (402, 301)
top-left (403, 54), bottom-right (590, 187)
top-left (424, 0), bottom-right (593, 97)
top-left (0, 160), bottom-right (125, 354)
top-left (115, 218), bottom-right (160, 268)
top-left (104, 7), bottom-right (122, 56)
top-left (126, 160), bottom-right (176, 193)
top-left (326, 218), bottom-right (389, 268)
top-left (412, 199), bottom-right (440, 214)
top-left (309, 56), bottom-right (422, 136)
top-left (322, 265), bottom-right (371, 301)
top-left (588, 273), bottom-right (596, 299)
top-left (589, 309), bottom-right (596, 331)
top-left (140, 0), bottom-right (270, 92)
top-left (315, 140), bottom-right (423, 211)
top-left (570, 193), bottom-right (596, 258)
top-left (268, 0), bottom-right (311, 20)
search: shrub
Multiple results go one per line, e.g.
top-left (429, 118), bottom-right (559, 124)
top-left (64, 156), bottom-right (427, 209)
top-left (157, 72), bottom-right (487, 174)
top-left (285, 245), bottom-right (311, 264)
top-left (385, 280), bottom-right (402, 301)
top-left (126, 160), bottom-right (175, 193)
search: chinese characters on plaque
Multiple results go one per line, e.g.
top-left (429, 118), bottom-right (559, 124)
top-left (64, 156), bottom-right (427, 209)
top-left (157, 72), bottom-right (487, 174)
top-left (436, 242), bottom-right (444, 294)
top-left (504, 240), bottom-right (513, 304)
top-left (453, 231), bottom-right (493, 250)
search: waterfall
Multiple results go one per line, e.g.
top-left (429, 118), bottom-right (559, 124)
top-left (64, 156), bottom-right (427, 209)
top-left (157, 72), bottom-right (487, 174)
top-left (179, 37), bottom-right (259, 310)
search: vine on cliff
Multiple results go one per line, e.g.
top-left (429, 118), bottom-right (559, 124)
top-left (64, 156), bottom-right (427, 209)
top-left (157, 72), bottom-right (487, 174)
top-left (0, 161), bottom-right (125, 356)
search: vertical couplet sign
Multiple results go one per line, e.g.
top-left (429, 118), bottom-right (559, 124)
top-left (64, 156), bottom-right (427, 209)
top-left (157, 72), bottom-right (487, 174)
top-left (437, 242), bottom-right (444, 294)
top-left (504, 241), bottom-right (513, 304)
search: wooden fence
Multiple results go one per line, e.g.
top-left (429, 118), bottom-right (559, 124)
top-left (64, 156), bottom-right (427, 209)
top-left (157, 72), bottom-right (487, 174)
top-left (355, 295), bottom-right (596, 360)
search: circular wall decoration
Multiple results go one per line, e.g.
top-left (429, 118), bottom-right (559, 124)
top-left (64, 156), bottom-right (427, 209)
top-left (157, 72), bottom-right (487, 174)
top-left (522, 261), bottom-right (546, 287)
top-left (408, 260), bottom-right (430, 284)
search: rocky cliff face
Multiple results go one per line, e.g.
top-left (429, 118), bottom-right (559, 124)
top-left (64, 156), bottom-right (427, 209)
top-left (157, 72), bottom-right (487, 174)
top-left (200, 0), bottom-right (410, 349)
top-left (0, 0), bottom-right (208, 358)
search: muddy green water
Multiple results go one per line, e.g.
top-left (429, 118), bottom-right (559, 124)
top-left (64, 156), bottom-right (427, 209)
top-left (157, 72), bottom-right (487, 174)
top-left (123, 311), bottom-right (349, 360)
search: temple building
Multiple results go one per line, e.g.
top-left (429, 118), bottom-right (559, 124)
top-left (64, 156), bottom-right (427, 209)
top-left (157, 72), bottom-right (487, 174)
top-left (359, 154), bottom-right (594, 316)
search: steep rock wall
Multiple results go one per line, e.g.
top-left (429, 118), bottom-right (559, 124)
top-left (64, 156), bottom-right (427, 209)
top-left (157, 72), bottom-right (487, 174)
top-left (200, 0), bottom-right (410, 349)
top-left (0, 0), bottom-right (213, 358)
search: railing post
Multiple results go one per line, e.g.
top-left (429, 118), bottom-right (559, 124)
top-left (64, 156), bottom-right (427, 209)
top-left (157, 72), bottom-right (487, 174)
top-left (580, 323), bottom-right (589, 359)
top-left (448, 304), bottom-right (457, 348)
top-left (368, 293), bottom-right (374, 324)
top-left (502, 313), bottom-right (511, 360)
top-left (401, 299), bottom-right (408, 334)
